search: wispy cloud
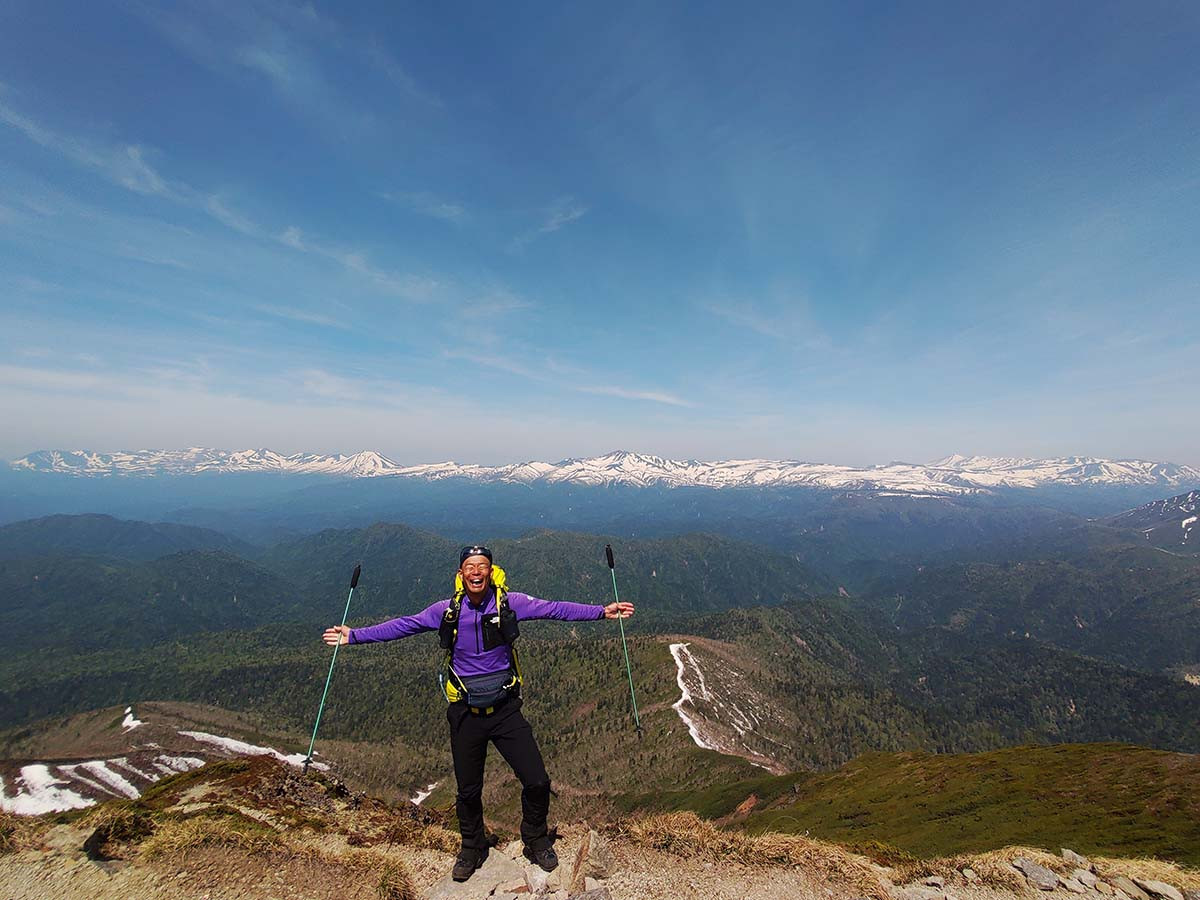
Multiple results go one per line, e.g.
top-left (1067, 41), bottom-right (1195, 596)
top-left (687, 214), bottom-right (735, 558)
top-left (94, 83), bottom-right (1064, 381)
top-left (700, 297), bottom-right (831, 351)
top-left (380, 190), bottom-right (467, 223)
top-left (510, 197), bottom-right (589, 250)
top-left (130, 2), bottom-right (433, 139)
top-left (442, 348), bottom-right (689, 407)
top-left (576, 384), bottom-right (692, 406)
top-left (0, 97), bottom-right (170, 197)
top-left (253, 304), bottom-right (350, 330)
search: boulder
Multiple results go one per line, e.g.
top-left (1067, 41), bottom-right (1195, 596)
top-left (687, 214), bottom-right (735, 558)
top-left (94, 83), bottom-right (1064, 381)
top-left (1134, 880), bottom-right (1184, 900)
top-left (1060, 877), bottom-right (1087, 894)
top-left (526, 866), bottom-right (562, 894)
top-left (1095, 883), bottom-right (1115, 896)
top-left (425, 852), bottom-right (527, 900)
top-left (568, 830), bottom-right (615, 893)
top-left (1013, 858), bottom-right (1060, 891)
top-left (1074, 869), bottom-right (1099, 888)
top-left (924, 876), bottom-right (946, 888)
top-left (1114, 877), bottom-right (1153, 900)
top-left (1182, 891), bottom-right (1200, 900)
top-left (1062, 849), bottom-right (1093, 871)
top-left (584, 877), bottom-right (602, 891)
top-left (961, 868), bottom-right (977, 882)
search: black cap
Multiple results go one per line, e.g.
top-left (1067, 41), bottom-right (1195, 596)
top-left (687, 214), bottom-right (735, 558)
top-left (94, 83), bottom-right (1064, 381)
top-left (459, 545), bottom-right (493, 565)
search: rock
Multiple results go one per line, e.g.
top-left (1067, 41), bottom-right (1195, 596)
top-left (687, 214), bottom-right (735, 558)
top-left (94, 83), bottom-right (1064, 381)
top-left (924, 876), bottom-right (945, 888)
top-left (503, 840), bottom-right (525, 859)
top-left (961, 869), bottom-right (977, 882)
top-left (585, 877), bottom-right (602, 891)
top-left (1059, 877), bottom-right (1087, 894)
top-left (497, 877), bottom-right (529, 894)
top-left (1075, 869), bottom-right (1099, 888)
top-left (893, 886), bottom-right (948, 900)
top-left (1114, 877), bottom-right (1153, 900)
top-left (1011, 858), bottom-right (1058, 891)
top-left (1095, 882), bottom-right (1115, 896)
top-left (493, 895), bottom-right (519, 900)
top-left (568, 830), bottom-right (615, 893)
top-left (569, 889), bottom-right (612, 900)
top-left (425, 852), bottom-right (527, 899)
top-left (1134, 880), bottom-right (1185, 900)
top-left (1013, 858), bottom-right (1060, 891)
top-left (1062, 849), bottom-right (1093, 871)
top-left (1182, 891), bottom-right (1200, 900)
top-left (526, 867), bottom-right (551, 894)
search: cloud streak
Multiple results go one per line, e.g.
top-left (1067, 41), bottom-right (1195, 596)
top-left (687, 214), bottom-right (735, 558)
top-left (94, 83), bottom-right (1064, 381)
top-left (510, 197), bottom-right (589, 250)
top-left (0, 98), bottom-right (170, 197)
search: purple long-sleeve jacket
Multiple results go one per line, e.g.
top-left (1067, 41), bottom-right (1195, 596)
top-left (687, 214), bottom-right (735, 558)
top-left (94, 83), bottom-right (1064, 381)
top-left (348, 590), bottom-right (606, 678)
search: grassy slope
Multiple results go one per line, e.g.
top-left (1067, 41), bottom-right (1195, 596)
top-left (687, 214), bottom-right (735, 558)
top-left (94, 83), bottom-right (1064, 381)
top-left (622, 742), bottom-right (1200, 866)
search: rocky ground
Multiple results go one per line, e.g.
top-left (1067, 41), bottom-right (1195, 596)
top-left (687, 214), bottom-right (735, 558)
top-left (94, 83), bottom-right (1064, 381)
top-left (2, 757), bottom-right (1198, 900)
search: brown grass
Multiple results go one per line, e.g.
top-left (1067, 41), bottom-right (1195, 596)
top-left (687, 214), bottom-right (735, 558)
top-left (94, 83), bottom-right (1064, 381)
top-left (0, 812), bottom-right (46, 855)
top-left (139, 814), bottom-right (285, 858)
top-left (1093, 856), bottom-right (1200, 891)
top-left (381, 817), bottom-right (459, 854)
top-left (335, 849), bottom-right (419, 900)
top-left (894, 845), bottom-right (1062, 890)
top-left (617, 811), bottom-right (889, 899)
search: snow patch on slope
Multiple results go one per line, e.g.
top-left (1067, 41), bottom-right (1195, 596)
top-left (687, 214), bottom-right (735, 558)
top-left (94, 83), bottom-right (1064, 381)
top-left (670, 643), bottom-right (719, 751)
top-left (121, 706), bottom-right (143, 731)
top-left (411, 781), bottom-right (439, 805)
top-left (0, 766), bottom-right (95, 815)
top-left (178, 731), bottom-right (327, 769)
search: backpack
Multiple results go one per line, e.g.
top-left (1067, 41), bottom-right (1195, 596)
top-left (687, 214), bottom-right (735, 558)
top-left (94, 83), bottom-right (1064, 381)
top-left (436, 564), bottom-right (523, 706)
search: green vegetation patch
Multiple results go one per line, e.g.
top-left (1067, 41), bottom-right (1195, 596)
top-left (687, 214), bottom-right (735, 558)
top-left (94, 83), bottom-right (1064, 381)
top-left (737, 743), bottom-right (1200, 866)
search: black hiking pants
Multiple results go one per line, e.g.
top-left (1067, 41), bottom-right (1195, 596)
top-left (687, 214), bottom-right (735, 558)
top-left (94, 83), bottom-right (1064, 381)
top-left (447, 696), bottom-right (552, 854)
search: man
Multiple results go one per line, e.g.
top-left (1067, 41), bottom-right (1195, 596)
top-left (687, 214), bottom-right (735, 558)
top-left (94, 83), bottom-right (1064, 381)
top-left (323, 544), bottom-right (635, 882)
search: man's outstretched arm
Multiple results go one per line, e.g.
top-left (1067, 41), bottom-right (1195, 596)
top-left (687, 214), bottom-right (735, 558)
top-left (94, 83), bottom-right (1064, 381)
top-left (509, 593), bottom-right (634, 622)
top-left (322, 599), bottom-right (449, 646)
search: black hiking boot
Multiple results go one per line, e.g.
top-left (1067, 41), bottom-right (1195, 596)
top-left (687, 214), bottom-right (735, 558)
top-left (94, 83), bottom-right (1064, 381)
top-left (523, 844), bottom-right (558, 872)
top-left (452, 848), bottom-right (487, 882)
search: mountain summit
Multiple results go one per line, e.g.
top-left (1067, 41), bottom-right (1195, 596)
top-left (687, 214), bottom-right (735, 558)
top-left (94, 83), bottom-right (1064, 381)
top-left (11, 448), bottom-right (1200, 496)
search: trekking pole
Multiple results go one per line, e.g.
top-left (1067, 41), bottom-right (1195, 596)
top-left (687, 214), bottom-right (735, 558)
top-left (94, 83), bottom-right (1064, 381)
top-left (605, 544), bottom-right (642, 739)
top-left (303, 563), bottom-right (361, 774)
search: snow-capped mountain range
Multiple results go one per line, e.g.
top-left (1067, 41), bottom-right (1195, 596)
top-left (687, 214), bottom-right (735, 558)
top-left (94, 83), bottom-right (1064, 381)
top-left (11, 448), bottom-right (1200, 496)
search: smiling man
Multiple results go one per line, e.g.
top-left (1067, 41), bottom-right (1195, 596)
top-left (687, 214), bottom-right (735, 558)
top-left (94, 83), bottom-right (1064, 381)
top-left (323, 544), bottom-right (635, 883)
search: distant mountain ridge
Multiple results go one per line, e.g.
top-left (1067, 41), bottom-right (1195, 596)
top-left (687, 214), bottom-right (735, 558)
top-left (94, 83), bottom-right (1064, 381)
top-left (1106, 489), bottom-right (1200, 553)
top-left (12, 448), bottom-right (1200, 496)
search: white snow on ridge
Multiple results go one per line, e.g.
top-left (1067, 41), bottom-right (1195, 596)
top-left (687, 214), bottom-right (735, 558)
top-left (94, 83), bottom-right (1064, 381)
top-left (178, 730), bottom-right (327, 770)
top-left (0, 766), bottom-right (95, 814)
top-left (122, 705), bottom-right (143, 731)
top-left (13, 447), bottom-right (1200, 494)
top-left (411, 781), bottom-right (439, 805)
top-left (76, 760), bottom-right (141, 799)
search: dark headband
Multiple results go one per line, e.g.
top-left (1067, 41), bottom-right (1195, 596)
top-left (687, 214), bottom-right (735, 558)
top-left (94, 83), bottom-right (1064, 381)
top-left (459, 545), bottom-right (493, 565)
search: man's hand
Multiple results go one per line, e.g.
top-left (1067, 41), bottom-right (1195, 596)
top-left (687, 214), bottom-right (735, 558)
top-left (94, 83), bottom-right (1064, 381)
top-left (604, 601), bottom-right (635, 619)
top-left (322, 625), bottom-right (351, 646)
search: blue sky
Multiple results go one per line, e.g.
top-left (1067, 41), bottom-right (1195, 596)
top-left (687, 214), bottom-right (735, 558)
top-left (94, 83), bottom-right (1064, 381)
top-left (1, 1), bottom-right (1198, 466)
